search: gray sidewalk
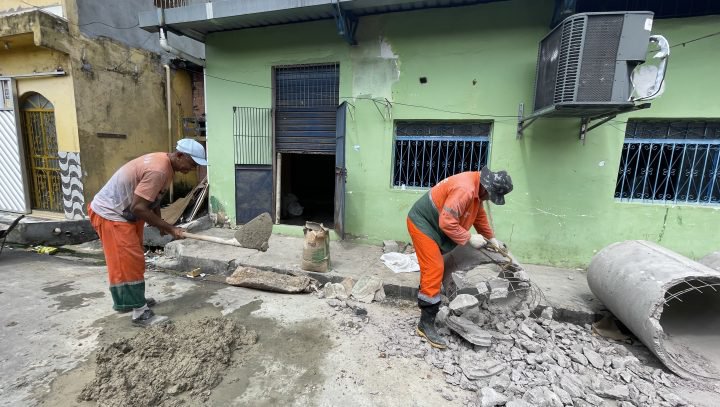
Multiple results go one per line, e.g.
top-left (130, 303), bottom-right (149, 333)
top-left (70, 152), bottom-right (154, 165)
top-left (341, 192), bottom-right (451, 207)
top-left (158, 227), bottom-right (604, 323)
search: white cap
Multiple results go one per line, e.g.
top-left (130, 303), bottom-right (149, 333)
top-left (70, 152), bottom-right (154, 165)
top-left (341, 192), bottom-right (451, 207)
top-left (176, 138), bottom-right (207, 166)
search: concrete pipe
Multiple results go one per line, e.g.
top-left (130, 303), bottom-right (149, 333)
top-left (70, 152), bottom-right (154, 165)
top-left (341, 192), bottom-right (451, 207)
top-left (588, 240), bottom-right (720, 382)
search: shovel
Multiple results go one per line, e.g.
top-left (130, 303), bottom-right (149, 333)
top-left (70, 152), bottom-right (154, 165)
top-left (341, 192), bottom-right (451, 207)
top-left (180, 212), bottom-right (273, 252)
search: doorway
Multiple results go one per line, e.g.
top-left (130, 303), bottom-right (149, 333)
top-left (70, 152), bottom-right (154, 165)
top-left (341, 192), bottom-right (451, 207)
top-left (273, 63), bottom-right (346, 234)
top-left (21, 92), bottom-right (62, 212)
top-left (279, 153), bottom-right (335, 227)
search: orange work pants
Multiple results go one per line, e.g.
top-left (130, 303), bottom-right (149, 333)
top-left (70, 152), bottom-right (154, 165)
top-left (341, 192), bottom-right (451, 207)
top-left (88, 204), bottom-right (146, 311)
top-left (407, 217), bottom-right (444, 304)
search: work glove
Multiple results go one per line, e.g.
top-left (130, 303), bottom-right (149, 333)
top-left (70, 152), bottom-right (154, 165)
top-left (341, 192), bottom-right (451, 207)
top-left (488, 238), bottom-right (505, 249)
top-left (467, 234), bottom-right (487, 250)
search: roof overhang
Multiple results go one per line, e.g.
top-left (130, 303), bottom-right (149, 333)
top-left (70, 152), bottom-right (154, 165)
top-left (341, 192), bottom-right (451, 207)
top-left (0, 9), bottom-right (71, 54)
top-left (139, 0), bottom-right (508, 43)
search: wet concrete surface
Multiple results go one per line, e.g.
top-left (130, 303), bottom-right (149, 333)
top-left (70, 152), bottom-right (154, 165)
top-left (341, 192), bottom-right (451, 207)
top-left (0, 248), bottom-right (454, 406)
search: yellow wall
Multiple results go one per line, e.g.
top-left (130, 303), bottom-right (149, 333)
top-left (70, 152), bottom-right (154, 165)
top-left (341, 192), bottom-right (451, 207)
top-left (0, 46), bottom-right (80, 152)
top-left (170, 68), bottom-right (199, 191)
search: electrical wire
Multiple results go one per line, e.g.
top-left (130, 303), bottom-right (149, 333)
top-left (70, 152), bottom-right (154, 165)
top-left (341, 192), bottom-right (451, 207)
top-left (671, 31), bottom-right (720, 48)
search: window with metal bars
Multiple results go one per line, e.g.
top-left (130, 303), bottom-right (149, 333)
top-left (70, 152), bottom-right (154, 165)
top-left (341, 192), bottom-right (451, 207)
top-left (393, 122), bottom-right (491, 189)
top-left (615, 120), bottom-right (720, 205)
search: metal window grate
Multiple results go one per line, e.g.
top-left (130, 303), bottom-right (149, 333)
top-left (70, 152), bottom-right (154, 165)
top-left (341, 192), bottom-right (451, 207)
top-left (615, 120), bottom-right (720, 205)
top-left (233, 107), bottom-right (272, 165)
top-left (393, 122), bottom-right (491, 188)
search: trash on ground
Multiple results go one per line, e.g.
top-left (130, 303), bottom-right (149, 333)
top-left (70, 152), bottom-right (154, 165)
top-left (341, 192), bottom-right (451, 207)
top-left (380, 252), bottom-right (420, 273)
top-left (31, 245), bottom-right (58, 255)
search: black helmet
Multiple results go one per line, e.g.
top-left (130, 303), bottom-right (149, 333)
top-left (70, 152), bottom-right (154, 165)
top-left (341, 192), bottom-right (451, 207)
top-left (480, 166), bottom-right (513, 205)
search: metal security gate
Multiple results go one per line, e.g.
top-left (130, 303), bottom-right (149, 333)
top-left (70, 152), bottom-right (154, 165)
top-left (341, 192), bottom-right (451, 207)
top-left (22, 93), bottom-right (62, 212)
top-left (234, 107), bottom-right (273, 224)
top-left (0, 78), bottom-right (30, 213)
top-left (275, 64), bottom-right (339, 154)
top-left (334, 102), bottom-right (347, 238)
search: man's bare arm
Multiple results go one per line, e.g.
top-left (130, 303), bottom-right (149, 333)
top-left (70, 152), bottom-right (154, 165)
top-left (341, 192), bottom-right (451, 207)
top-left (130, 195), bottom-right (184, 239)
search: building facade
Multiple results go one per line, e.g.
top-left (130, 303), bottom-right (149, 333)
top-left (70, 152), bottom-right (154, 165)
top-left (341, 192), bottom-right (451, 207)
top-left (141, 0), bottom-right (720, 267)
top-left (0, 0), bottom-right (204, 221)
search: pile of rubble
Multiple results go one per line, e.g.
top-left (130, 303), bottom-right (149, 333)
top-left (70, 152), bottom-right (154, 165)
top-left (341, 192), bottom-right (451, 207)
top-left (380, 296), bottom-right (697, 407)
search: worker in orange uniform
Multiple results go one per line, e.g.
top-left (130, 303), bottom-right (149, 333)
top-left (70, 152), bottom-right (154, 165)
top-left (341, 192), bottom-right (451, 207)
top-left (88, 139), bottom-right (207, 327)
top-left (407, 167), bottom-right (513, 348)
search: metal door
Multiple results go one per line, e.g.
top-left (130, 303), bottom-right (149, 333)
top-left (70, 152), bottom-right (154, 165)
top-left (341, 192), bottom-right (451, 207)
top-left (334, 102), bottom-right (347, 238)
top-left (0, 78), bottom-right (30, 213)
top-left (233, 107), bottom-right (273, 224)
top-left (275, 64), bottom-right (339, 154)
top-left (22, 93), bottom-right (62, 212)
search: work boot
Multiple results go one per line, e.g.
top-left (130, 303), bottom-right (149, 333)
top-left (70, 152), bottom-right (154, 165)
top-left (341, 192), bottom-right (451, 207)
top-left (417, 308), bottom-right (447, 349)
top-left (131, 309), bottom-right (169, 327)
top-left (116, 298), bottom-right (157, 313)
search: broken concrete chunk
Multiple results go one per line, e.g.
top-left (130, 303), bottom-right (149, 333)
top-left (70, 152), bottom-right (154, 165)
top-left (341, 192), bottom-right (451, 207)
top-left (323, 282), bottom-right (348, 300)
top-left (436, 306), bottom-right (449, 326)
top-left (447, 315), bottom-right (492, 347)
top-left (551, 385), bottom-right (572, 405)
top-left (479, 387), bottom-right (508, 407)
top-left (476, 282), bottom-right (490, 297)
top-left (559, 374), bottom-right (586, 398)
top-left (351, 275), bottom-right (384, 303)
top-left (540, 306), bottom-right (554, 320)
top-left (583, 394), bottom-right (604, 406)
top-left (521, 386), bottom-right (563, 407)
top-left (449, 294), bottom-right (480, 315)
top-left (506, 400), bottom-right (533, 407)
top-left (463, 307), bottom-right (487, 325)
top-left (383, 240), bottom-right (399, 253)
top-left (512, 269), bottom-right (530, 282)
top-left (518, 323), bottom-right (535, 339)
top-left (226, 266), bottom-right (317, 293)
top-left (326, 298), bottom-right (346, 308)
top-left (487, 278), bottom-right (510, 300)
top-left (570, 352), bottom-right (589, 366)
top-left (489, 373), bottom-right (511, 392)
top-left (583, 347), bottom-right (604, 369)
top-left (461, 355), bottom-right (507, 380)
top-left (373, 285), bottom-right (386, 302)
top-left (517, 339), bottom-right (542, 353)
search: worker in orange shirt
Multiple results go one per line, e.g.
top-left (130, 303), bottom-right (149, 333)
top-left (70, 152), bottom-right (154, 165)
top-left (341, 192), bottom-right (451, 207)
top-left (407, 167), bottom-right (513, 348)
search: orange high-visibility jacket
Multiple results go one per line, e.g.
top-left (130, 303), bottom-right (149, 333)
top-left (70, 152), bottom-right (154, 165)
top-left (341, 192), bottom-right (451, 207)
top-left (408, 171), bottom-right (494, 253)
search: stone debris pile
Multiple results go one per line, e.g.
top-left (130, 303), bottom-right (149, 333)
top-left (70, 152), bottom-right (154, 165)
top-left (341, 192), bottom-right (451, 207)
top-left (380, 306), bottom-right (696, 407)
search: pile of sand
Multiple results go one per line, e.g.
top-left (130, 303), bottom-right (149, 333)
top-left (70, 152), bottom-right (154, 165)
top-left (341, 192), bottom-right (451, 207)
top-left (80, 318), bottom-right (257, 406)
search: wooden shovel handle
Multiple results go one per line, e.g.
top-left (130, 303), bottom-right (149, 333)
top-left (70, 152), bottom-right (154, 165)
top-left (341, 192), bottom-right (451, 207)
top-left (182, 231), bottom-right (241, 247)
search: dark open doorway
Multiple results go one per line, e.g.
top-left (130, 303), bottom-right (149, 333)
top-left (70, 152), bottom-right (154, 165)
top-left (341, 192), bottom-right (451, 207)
top-left (279, 153), bottom-right (335, 227)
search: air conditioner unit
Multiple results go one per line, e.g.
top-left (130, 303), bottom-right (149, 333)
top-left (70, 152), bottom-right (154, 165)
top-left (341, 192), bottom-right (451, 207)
top-left (532, 11), bottom-right (654, 117)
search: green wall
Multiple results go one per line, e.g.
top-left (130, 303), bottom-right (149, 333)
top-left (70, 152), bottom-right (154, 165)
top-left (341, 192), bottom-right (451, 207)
top-left (205, 0), bottom-right (720, 267)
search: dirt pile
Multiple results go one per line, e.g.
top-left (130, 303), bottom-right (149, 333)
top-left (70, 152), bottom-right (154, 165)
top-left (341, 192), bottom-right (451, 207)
top-left (79, 318), bottom-right (257, 407)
